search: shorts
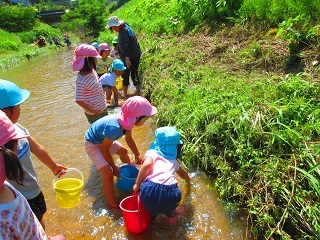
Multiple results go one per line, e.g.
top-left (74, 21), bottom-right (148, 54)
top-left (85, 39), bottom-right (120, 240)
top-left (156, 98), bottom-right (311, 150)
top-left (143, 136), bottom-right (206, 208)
top-left (27, 191), bottom-right (47, 222)
top-left (102, 85), bottom-right (111, 89)
top-left (139, 181), bottom-right (181, 220)
top-left (85, 140), bottom-right (123, 170)
top-left (85, 108), bottom-right (108, 124)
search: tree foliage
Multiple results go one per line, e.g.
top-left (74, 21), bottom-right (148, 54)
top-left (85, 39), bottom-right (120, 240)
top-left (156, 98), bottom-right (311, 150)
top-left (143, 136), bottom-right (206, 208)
top-left (0, 5), bottom-right (38, 32)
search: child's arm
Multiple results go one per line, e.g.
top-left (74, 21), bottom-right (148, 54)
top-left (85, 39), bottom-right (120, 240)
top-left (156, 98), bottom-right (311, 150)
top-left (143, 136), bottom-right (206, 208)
top-left (75, 100), bottom-right (103, 114)
top-left (28, 136), bottom-right (67, 175)
top-left (111, 86), bottom-right (124, 99)
top-left (101, 137), bottom-right (120, 176)
top-left (176, 166), bottom-right (191, 182)
top-left (133, 156), bottom-right (153, 194)
top-left (124, 131), bottom-right (142, 163)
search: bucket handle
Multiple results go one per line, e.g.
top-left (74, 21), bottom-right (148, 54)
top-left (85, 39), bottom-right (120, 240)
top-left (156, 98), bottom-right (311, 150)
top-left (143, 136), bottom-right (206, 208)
top-left (135, 194), bottom-right (141, 212)
top-left (52, 168), bottom-right (84, 189)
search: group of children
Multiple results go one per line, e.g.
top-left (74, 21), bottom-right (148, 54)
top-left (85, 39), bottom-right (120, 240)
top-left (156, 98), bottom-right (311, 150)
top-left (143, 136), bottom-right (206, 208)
top-left (35, 34), bottom-right (72, 48)
top-left (71, 34), bottom-right (191, 222)
top-left (82, 94), bottom-right (191, 223)
top-left (0, 25), bottom-right (190, 238)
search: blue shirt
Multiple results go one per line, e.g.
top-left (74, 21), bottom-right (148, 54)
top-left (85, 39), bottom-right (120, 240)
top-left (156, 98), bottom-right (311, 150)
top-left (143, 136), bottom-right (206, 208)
top-left (85, 114), bottom-right (126, 144)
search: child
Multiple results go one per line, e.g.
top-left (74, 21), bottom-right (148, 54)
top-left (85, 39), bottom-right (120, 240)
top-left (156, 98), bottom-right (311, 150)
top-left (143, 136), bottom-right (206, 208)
top-left (110, 36), bottom-right (120, 60)
top-left (99, 59), bottom-right (125, 107)
top-left (73, 44), bottom-right (108, 124)
top-left (0, 111), bottom-right (65, 240)
top-left (84, 96), bottom-right (157, 208)
top-left (35, 36), bottom-right (46, 48)
top-left (0, 79), bottom-right (68, 230)
top-left (91, 41), bottom-right (100, 52)
top-left (96, 43), bottom-right (112, 77)
top-left (63, 33), bottom-right (71, 47)
top-left (133, 126), bottom-right (191, 224)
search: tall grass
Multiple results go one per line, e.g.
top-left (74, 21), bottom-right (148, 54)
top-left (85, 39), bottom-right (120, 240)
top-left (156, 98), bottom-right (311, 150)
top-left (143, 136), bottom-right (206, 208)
top-left (140, 32), bottom-right (320, 238)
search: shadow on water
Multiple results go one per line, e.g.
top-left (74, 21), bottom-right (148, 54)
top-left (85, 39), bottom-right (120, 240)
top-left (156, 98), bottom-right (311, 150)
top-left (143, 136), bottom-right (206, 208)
top-left (0, 48), bottom-right (248, 239)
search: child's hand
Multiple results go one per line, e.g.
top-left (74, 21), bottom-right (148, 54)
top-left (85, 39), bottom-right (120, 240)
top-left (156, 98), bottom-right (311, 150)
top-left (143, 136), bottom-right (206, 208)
top-left (134, 155), bottom-right (143, 164)
top-left (133, 183), bottom-right (140, 194)
top-left (113, 166), bottom-right (121, 177)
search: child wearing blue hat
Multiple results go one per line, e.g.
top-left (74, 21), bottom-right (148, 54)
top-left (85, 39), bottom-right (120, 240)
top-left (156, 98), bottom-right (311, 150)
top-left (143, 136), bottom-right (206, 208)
top-left (0, 79), bottom-right (68, 230)
top-left (99, 59), bottom-right (126, 107)
top-left (133, 126), bottom-right (191, 224)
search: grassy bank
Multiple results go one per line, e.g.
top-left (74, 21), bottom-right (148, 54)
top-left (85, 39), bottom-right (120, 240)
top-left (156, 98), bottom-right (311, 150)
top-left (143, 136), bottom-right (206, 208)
top-left (1, 0), bottom-right (319, 238)
top-left (97, 0), bottom-right (320, 239)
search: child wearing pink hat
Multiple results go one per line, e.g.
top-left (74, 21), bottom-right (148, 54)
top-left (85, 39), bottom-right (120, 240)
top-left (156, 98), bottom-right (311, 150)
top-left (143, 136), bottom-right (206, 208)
top-left (73, 44), bottom-right (108, 124)
top-left (84, 96), bottom-right (157, 208)
top-left (96, 43), bottom-right (113, 77)
top-left (0, 111), bottom-right (65, 240)
top-left (0, 79), bottom-right (67, 230)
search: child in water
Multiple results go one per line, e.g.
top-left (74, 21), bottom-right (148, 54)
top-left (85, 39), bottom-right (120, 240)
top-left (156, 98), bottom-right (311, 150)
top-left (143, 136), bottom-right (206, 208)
top-left (133, 126), bottom-right (191, 224)
top-left (0, 79), bottom-right (68, 230)
top-left (84, 96), bottom-right (157, 208)
top-left (99, 59), bottom-right (125, 107)
top-left (96, 43), bottom-right (112, 77)
top-left (0, 111), bottom-right (65, 240)
top-left (73, 44), bottom-right (108, 124)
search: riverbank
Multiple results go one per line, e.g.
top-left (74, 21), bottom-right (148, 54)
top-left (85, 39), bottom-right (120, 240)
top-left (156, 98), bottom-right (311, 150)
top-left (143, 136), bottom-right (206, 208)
top-left (1, 20), bottom-right (319, 239)
top-left (139, 24), bottom-right (320, 239)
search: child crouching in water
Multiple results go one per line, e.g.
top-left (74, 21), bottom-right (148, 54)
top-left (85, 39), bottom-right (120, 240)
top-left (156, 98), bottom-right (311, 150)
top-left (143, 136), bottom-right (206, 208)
top-left (133, 126), bottom-right (191, 224)
top-left (84, 96), bottom-right (157, 208)
top-left (99, 59), bottom-right (125, 107)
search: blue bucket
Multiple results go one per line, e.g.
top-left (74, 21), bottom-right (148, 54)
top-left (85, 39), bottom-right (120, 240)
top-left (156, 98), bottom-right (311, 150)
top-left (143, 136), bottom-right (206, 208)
top-left (116, 165), bottom-right (139, 191)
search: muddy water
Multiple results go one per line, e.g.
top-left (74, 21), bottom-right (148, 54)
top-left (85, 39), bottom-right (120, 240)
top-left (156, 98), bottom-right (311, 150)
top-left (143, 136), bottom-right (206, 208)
top-left (0, 49), bottom-right (247, 239)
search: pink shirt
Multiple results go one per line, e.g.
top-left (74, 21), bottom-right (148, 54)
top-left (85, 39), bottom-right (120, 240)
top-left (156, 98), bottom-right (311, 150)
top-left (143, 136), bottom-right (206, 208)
top-left (75, 71), bottom-right (107, 112)
top-left (143, 150), bottom-right (180, 185)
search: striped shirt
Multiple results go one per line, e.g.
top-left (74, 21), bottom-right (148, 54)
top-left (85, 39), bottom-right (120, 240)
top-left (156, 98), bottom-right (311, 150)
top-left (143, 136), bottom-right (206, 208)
top-left (75, 71), bottom-right (107, 112)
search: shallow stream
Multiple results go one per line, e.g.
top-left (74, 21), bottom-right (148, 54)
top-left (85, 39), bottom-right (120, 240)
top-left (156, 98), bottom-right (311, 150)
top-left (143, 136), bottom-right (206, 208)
top-left (0, 48), bottom-right (247, 239)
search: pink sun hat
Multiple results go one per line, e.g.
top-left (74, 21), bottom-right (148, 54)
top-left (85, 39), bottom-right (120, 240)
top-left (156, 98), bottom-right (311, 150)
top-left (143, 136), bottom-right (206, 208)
top-left (72, 44), bottom-right (102, 71)
top-left (117, 96), bottom-right (158, 130)
top-left (99, 43), bottom-right (111, 51)
top-left (0, 110), bottom-right (29, 187)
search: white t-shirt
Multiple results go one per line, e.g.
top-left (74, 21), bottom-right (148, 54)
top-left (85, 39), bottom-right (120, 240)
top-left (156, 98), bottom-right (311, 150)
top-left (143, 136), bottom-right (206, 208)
top-left (110, 48), bottom-right (120, 59)
top-left (99, 71), bottom-right (117, 87)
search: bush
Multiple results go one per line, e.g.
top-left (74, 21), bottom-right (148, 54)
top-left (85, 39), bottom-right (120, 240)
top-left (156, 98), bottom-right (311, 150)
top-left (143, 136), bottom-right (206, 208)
top-left (0, 5), bottom-right (38, 32)
top-left (17, 22), bottom-right (63, 44)
top-left (0, 29), bottom-right (22, 53)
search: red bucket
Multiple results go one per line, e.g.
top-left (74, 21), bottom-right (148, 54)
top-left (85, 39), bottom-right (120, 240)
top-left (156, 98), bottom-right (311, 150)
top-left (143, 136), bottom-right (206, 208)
top-left (119, 195), bottom-right (150, 233)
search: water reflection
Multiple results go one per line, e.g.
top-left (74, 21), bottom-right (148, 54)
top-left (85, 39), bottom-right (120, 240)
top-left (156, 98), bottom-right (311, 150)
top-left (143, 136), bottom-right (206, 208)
top-left (0, 49), bottom-right (247, 239)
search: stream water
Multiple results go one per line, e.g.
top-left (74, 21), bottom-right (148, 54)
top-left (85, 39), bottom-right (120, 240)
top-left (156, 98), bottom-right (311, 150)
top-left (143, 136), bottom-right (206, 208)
top-left (0, 48), bottom-right (247, 239)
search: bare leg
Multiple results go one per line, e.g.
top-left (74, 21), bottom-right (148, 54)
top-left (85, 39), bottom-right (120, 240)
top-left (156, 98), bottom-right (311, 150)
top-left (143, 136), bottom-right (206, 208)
top-left (40, 218), bottom-right (45, 230)
top-left (123, 86), bottom-right (128, 99)
top-left (135, 85), bottom-right (140, 95)
top-left (116, 147), bottom-right (131, 163)
top-left (99, 165), bottom-right (118, 207)
top-left (105, 88), bottom-right (113, 104)
top-left (113, 92), bottom-right (119, 106)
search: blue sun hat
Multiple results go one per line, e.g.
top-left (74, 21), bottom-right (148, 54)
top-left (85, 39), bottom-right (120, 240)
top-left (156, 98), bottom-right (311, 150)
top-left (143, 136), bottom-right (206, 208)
top-left (91, 42), bottom-right (100, 52)
top-left (0, 79), bottom-right (30, 108)
top-left (149, 126), bottom-right (183, 160)
top-left (109, 59), bottom-right (126, 72)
